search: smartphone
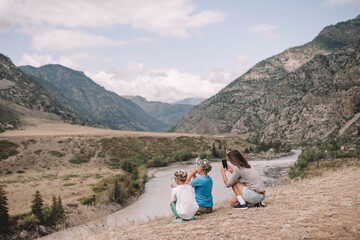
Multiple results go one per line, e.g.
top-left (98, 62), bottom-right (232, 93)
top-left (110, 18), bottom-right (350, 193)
top-left (221, 159), bottom-right (228, 169)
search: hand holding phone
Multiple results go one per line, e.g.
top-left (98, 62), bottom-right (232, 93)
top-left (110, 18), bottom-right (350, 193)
top-left (221, 159), bottom-right (228, 169)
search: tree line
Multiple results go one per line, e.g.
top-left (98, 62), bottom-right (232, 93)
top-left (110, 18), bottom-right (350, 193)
top-left (0, 188), bottom-right (64, 235)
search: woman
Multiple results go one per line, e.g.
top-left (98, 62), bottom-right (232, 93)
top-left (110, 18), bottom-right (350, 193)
top-left (220, 149), bottom-right (266, 209)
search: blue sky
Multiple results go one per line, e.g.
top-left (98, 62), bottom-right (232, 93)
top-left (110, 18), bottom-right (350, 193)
top-left (0, 0), bottom-right (359, 102)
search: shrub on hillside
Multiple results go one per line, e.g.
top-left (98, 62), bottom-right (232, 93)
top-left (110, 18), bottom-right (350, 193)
top-left (50, 151), bottom-right (65, 158)
top-left (69, 154), bottom-right (90, 164)
top-left (149, 156), bottom-right (168, 167)
top-left (0, 140), bottom-right (20, 160)
top-left (198, 152), bottom-right (207, 159)
top-left (289, 150), bottom-right (326, 179)
top-left (174, 148), bottom-right (196, 162)
top-left (78, 194), bottom-right (96, 205)
top-left (18, 213), bottom-right (40, 228)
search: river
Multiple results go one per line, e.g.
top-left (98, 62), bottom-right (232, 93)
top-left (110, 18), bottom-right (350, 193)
top-left (43, 150), bottom-right (301, 239)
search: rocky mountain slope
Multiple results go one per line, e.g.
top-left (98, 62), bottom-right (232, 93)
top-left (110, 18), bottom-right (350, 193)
top-left (20, 65), bottom-right (168, 132)
top-left (171, 16), bottom-right (360, 144)
top-left (123, 95), bottom-right (193, 128)
top-left (0, 54), bottom-right (84, 132)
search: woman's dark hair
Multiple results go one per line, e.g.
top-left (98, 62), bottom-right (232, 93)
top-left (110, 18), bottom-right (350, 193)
top-left (227, 150), bottom-right (251, 168)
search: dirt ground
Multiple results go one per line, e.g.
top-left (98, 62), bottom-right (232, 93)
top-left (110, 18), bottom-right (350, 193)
top-left (88, 165), bottom-right (360, 240)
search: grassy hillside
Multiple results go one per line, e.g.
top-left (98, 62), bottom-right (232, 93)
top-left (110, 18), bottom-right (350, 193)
top-left (0, 130), bottom-right (248, 237)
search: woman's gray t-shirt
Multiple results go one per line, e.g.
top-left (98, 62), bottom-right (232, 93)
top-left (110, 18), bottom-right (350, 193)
top-left (225, 166), bottom-right (265, 192)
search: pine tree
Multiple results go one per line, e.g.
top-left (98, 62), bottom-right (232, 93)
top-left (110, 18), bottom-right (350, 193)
top-left (56, 196), bottom-right (64, 221)
top-left (212, 143), bottom-right (219, 158)
top-left (114, 180), bottom-right (121, 204)
top-left (50, 196), bottom-right (57, 224)
top-left (0, 187), bottom-right (10, 234)
top-left (31, 190), bottom-right (44, 223)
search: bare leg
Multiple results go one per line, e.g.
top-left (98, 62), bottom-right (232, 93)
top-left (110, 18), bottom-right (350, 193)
top-left (231, 181), bottom-right (246, 197)
top-left (229, 196), bottom-right (238, 207)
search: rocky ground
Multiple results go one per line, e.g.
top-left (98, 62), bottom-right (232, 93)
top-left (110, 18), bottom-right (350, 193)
top-left (88, 162), bottom-right (360, 240)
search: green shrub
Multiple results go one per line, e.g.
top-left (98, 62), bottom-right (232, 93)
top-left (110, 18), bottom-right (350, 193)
top-left (66, 203), bottom-right (78, 208)
top-left (50, 151), bottom-right (65, 158)
top-left (69, 154), bottom-right (90, 164)
top-left (16, 170), bottom-right (25, 174)
top-left (111, 181), bottom-right (127, 205)
top-left (198, 152), bottom-right (207, 159)
top-left (63, 183), bottom-right (76, 187)
top-left (149, 156), bottom-right (168, 167)
top-left (97, 152), bottom-right (106, 158)
top-left (19, 213), bottom-right (40, 228)
top-left (78, 194), bottom-right (96, 205)
top-left (62, 174), bottom-right (79, 181)
top-left (289, 150), bottom-right (326, 179)
top-left (174, 148), bottom-right (196, 162)
top-left (0, 140), bottom-right (19, 160)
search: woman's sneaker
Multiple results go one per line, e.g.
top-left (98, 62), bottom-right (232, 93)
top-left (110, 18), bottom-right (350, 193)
top-left (234, 203), bottom-right (248, 209)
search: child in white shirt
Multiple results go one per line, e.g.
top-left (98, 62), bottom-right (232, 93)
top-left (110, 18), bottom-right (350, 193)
top-left (170, 169), bottom-right (199, 222)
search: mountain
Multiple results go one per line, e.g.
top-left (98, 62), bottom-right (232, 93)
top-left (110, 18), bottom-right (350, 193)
top-left (122, 95), bottom-right (193, 127)
top-left (19, 65), bottom-right (168, 132)
top-left (0, 54), bottom-right (84, 132)
top-left (171, 98), bottom-right (205, 106)
top-left (171, 16), bottom-right (360, 144)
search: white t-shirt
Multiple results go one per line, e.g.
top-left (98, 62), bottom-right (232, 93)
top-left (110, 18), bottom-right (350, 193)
top-left (171, 184), bottom-right (199, 220)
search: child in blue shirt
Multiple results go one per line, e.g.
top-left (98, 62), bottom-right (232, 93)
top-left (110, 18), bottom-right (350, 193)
top-left (186, 157), bottom-right (213, 214)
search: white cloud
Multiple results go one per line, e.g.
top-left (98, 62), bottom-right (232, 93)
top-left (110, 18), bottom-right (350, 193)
top-left (17, 53), bottom-right (91, 69)
top-left (1, 0), bottom-right (226, 39)
top-left (249, 23), bottom-right (278, 43)
top-left (323, 0), bottom-right (360, 5)
top-left (87, 67), bottom-right (229, 102)
top-left (86, 55), bottom-right (252, 102)
top-left (31, 29), bottom-right (150, 51)
top-left (109, 62), bottom-right (145, 79)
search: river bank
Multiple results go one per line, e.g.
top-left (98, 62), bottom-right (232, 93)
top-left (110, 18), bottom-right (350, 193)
top-left (89, 163), bottom-right (360, 240)
top-left (39, 150), bottom-right (300, 239)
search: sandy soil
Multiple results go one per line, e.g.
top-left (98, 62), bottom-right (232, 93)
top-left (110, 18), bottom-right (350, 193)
top-left (88, 165), bottom-right (360, 240)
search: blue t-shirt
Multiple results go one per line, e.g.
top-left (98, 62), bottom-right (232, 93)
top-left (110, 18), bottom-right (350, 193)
top-left (190, 176), bottom-right (213, 208)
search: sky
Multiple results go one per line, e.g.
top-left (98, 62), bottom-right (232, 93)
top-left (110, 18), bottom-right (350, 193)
top-left (0, 0), bottom-right (360, 103)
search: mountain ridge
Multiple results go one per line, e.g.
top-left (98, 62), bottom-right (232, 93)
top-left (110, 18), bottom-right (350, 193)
top-left (0, 54), bottom-right (86, 132)
top-left (170, 16), bottom-right (360, 144)
top-left (20, 64), bottom-right (169, 132)
top-left (122, 95), bottom-right (193, 128)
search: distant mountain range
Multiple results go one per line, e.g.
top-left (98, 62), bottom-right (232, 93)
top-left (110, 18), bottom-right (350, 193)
top-left (2, 16), bottom-right (360, 144)
top-left (122, 95), bottom-right (193, 127)
top-left (171, 15), bottom-right (360, 144)
top-left (19, 65), bottom-right (169, 132)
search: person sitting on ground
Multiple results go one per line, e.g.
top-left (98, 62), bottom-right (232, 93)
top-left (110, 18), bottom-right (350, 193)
top-left (185, 158), bottom-right (213, 214)
top-left (170, 169), bottom-right (199, 223)
top-left (220, 149), bottom-right (266, 209)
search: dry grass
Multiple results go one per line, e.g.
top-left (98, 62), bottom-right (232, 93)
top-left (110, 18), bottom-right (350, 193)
top-left (88, 165), bottom-right (360, 240)
top-left (0, 122), bottom-right (247, 216)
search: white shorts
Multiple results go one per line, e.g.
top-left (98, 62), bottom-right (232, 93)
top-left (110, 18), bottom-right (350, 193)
top-left (243, 187), bottom-right (266, 204)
